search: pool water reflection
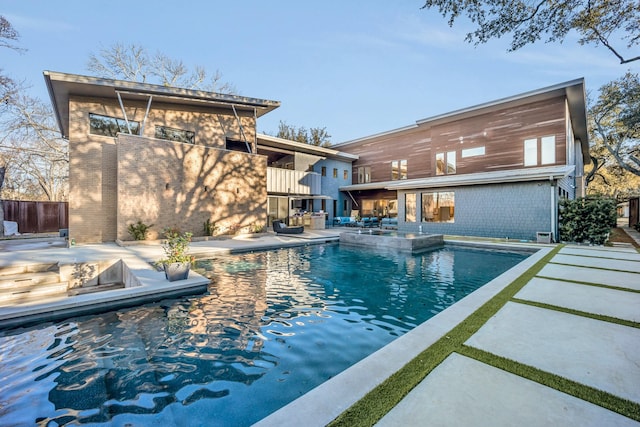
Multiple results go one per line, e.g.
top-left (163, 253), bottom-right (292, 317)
top-left (0, 244), bottom-right (528, 426)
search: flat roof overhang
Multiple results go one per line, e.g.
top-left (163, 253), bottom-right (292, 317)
top-left (340, 165), bottom-right (575, 192)
top-left (289, 195), bottom-right (333, 200)
top-left (44, 71), bottom-right (281, 138)
top-left (257, 133), bottom-right (358, 162)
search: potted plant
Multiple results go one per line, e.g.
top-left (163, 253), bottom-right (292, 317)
top-left (157, 227), bottom-right (194, 281)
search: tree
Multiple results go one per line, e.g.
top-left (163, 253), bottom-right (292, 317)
top-left (589, 72), bottom-right (640, 178)
top-left (421, 0), bottom-right (640, 64)
top-left (87, 43), bottom-right (236, 93)
top-left (0, 16), bottom-right (22, 107)
top-left (586, 163), bottom-right (640, 201)
top-left (0, 15), bottom-right (25, 236)
top-left (0, 94), bottom-right (69, 201)
top-left (275, 121), bottom-right (332, 147)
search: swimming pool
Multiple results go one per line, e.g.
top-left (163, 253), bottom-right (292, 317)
top-left (0, 244), bottom-right (528, 426)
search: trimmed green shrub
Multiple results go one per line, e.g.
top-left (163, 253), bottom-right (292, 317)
top-left (558, 196), bottom-right (616, 244)
top-left (127, 220), bottom-right (154, 240)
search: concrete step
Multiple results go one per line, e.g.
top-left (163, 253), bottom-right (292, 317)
top-left (0, 270), bottom-right (62, 291)
top-left (0, 280), bottom-right (69, 306)
top-left (0, 263), bottom-right (59, 277)
top-left (68, 282), bottom-right (125, 296)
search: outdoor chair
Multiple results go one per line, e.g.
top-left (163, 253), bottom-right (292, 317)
top-left (272, 220), bottom-right (304, 235)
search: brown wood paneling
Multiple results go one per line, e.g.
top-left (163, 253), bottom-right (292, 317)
top-left (341, 95), bottom-right (568, 181)
top-left (37, 202), bottom-right (63, 233)
top-left (19, 202), bottom-right (38, 233)
top-left (59, 202), bottom-right (69, 229)
top-left (2, 200), bottom-right (69, 233)
top-left (630, 197), bottom-right (639, 228)
top-left (347, 126), bottom-right (432, 183)
top-left (3, 200), bottom-right (19, 222)
top-left (432, 97), bottom-right (566, 175)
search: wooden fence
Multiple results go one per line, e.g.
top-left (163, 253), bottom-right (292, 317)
top-left (2, 200), bottom-right (68, 234)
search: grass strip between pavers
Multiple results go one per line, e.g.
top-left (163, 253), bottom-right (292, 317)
top-left (512, 298), bottom-right (640, 329)
top-left (328, 246), bottom-right (562, 427)
top-left (458, 345), bottom-right (640, 422)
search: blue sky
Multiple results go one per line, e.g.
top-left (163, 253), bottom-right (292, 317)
top-left (3, 1), bottom-right (635, 143)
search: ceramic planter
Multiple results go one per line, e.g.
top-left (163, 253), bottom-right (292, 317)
top-left (163, 262), bottom-right (190, 281)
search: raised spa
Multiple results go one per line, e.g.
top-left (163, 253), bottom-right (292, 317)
top-left (339, 229), bottom-right (444, 253)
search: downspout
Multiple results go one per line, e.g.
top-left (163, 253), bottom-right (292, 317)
top-left (550, 176), bottom-right (557, 242)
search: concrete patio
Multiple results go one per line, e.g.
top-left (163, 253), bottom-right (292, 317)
top-left (375, 244), bottom-right (640, 426)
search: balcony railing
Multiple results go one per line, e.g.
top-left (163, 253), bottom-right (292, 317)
top-left (267, 167), bottom-right (321, 195)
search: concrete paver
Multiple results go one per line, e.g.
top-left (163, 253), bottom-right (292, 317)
top-left (560, 246), bottom-right (640, 260)
top-left (552, 253), bottom-right (640, 272)
top-left (376, 353), bottom-right (639, 427)
top-left (537, 263), bottom-right (640, 290)
top-left (465, 302), bottom-right (640, 403)
top-left (515, 277), bottom-right (640, 322)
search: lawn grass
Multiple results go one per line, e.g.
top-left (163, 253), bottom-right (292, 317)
top-left (329, 243), bottom-right (640, 426)
top-left (328, 246), bottom-right (561, 427)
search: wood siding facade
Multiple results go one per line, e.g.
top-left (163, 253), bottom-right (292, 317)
top-left (343, 96), bottom-right (568, 183)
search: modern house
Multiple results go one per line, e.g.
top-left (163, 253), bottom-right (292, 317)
top-left (256, 133), bottom-right (357, 226)
top-left (45, 71), bottom-right (587, 243)
top-left (45, 71), bottom-right (282, 244)
top-left (44, 71), bottom-right (358, 243)
top-left (335, 79), bottom-right (589, 241)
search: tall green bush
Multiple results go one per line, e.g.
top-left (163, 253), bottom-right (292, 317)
top-left (558, 196), bottom-right (616, 245)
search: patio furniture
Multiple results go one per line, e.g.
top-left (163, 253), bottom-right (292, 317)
top-left (272, 220), bottom-right (304, 235)
top-left (356, 217), bottom-right (379, 228)
top-left (381, 218), bottom-right (398, 229)
top-left (333, 216), bottom-right (356, 227)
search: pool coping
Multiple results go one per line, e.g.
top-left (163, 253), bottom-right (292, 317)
top-left (0, 261), bottom-right (210, 330)
top-left (253, 242), bottom-right (552, 426)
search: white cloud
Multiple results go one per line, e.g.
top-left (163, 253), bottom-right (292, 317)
top-left (4, 13), bottom-right (74, 33)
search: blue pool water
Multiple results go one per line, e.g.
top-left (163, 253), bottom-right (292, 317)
top-left (0, 244), bottom-right (528, 426)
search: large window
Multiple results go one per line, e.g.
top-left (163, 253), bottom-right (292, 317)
top-left (524, 138), bottom-right (538, 166)
top-left (360, 199), bottom-right (397, 217)
top-left (436, 151), bottom-right (456, 175)
top-left (89, 113), bottom-right (140, 137)
top-left (541, 136), bottom-right (556, 164)
top-left (422, 191), bottom-right (455, 222)
top-left (405, 193), bottom-right (416, 222)
top-left (524, 136), bottom-right (556, 166)
top-left (357, 166), bottom-right (371, 183)
top-left (391, 160), bottom-right (407, 180)
top-left (156, 126), bottom-right (195, 144)
top-left (461, 146), bottom-right (485, 158)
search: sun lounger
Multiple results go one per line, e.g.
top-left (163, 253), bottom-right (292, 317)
top-left (272, 220), bottom-right (304, 235)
